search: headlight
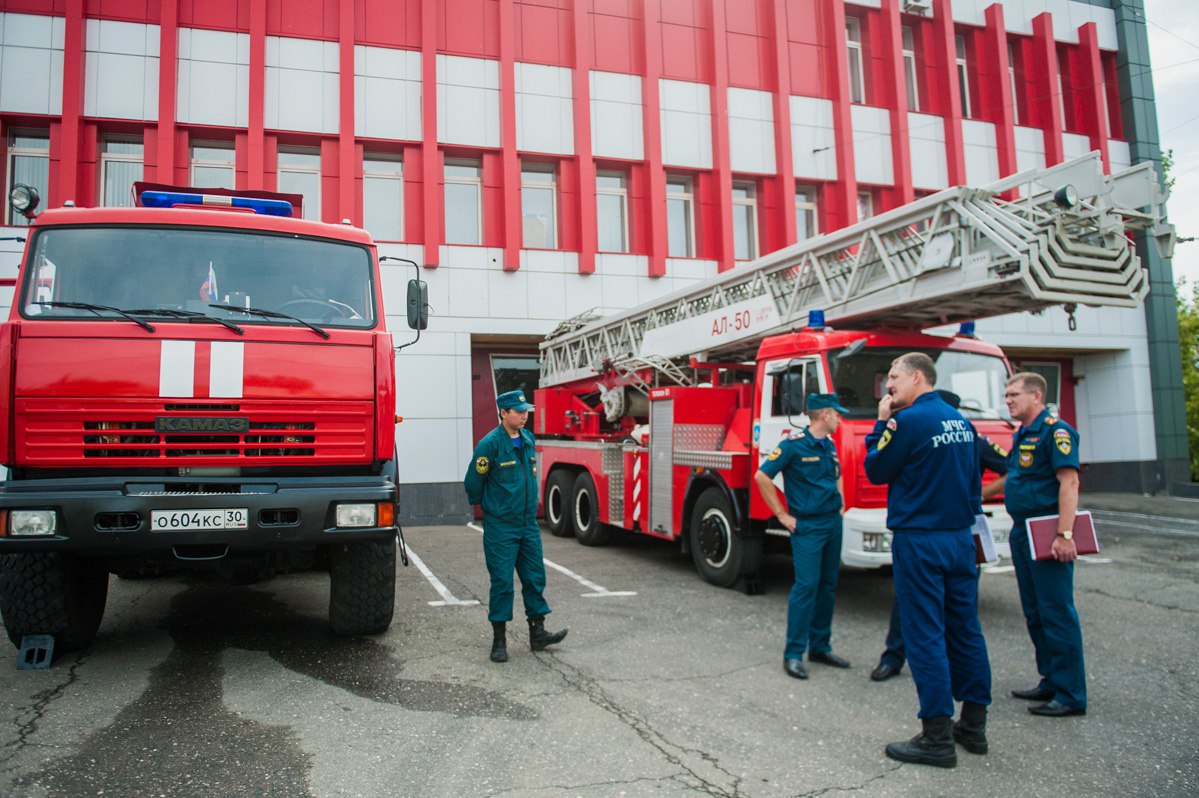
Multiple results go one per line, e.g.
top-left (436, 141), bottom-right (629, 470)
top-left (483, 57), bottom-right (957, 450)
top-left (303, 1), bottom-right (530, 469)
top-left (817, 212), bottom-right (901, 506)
top-left (335, 503), bottom-right (377, 528)
top-left (9, 510), bottom-right (57, 537)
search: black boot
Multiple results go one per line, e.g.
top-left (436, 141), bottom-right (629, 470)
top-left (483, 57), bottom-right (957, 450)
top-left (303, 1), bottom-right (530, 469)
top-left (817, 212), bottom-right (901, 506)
top-left (528, 616), bottom-right (567, 651)
top-left (885, 716), bottom-right (957, 768)
top-left (954, 701), bottom-right (988, 754)
top-left (489, 622), bottom-right (508, 663)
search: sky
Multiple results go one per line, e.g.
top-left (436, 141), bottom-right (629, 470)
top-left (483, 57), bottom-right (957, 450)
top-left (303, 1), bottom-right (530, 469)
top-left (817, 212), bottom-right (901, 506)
top-left (1144, 0), bottom-right (1199, 291)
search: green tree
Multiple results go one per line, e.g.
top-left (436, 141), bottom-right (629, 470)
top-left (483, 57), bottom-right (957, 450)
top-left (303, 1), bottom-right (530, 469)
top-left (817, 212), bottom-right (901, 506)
top-left (1180, 279), bottom-right (1199, 480)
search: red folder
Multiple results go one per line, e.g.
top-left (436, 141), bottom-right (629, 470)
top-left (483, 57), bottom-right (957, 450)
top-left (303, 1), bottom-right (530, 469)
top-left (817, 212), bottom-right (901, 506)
top-left (1025, 510), bottom-right (1100, 561)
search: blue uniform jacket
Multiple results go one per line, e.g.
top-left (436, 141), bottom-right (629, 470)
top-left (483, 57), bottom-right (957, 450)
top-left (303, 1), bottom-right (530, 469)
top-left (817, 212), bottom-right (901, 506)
top-left (1003, 408), bottom-right (1080, 523)
top-left (976, 430), bottom-right (1008, 476)
top-left (864, 391), bottom-right (981, 532)
top-left (464, 425), bottom-right (539, 528)
top-left (757, 427), bottom-right (842, 517)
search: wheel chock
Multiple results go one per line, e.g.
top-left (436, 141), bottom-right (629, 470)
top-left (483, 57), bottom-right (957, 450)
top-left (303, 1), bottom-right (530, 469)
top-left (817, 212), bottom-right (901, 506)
top-left (16, 635), bottom-right (54, 670)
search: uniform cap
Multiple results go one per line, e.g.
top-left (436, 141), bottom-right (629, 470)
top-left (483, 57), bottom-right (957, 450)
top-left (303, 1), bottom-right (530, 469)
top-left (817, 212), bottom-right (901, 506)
top-left (497, 390), bottom-right (534, 411)
top-left (807, 392), bottom-right (849, 414)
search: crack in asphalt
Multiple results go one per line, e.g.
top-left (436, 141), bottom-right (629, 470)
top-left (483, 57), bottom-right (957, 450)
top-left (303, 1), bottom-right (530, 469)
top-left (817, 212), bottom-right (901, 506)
top-left (481, 774), bottom-right (685, 797)
top-left (790, 762), bottom-right (903, 797)
top-left (537, 652), bottom-right (748, 798)
top-left (0, 653), bottom-right (85, 773)
top-left (1077, 584), bottom-right (1199, 615)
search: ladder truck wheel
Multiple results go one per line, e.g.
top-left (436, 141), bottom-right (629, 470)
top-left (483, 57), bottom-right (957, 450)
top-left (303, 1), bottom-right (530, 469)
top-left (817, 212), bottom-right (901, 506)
top-left (689, 488), bottom-right (761, 588)
top-left (572, 471), bottom-right (612, 546)
top-left (544, 469), bottom-right (576, 538)
top-left (329, 539), bottom-right (396, 636)
top-left (0, 552), bottom-right (109, 655)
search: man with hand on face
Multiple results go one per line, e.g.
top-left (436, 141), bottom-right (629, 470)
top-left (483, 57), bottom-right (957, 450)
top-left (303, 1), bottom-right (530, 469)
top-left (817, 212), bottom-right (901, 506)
top-left (755, 393), bottom-right (851, 681)
top-left (864, 353), bottom-right (991, 769)
top-left (464, 390), bottom-right (567, 663)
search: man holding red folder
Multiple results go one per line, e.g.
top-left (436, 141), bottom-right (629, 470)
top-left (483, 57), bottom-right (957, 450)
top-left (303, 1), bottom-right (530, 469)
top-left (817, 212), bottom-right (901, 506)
top-left (989, 371), bottom-right (1087, 718)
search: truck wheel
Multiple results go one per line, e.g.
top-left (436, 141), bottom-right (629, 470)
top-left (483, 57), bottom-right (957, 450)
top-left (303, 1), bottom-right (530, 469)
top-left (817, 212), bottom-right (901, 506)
top-left (0, 553), bottom-right (109, 654)
top-left (329, 539), bottom-right (396, 636)
top-left (689, 488), bottom-right (761, 588)
top-left (544, 469), bottom-right (575, 537)
top-left (572, 471), bottom-right (612, 546)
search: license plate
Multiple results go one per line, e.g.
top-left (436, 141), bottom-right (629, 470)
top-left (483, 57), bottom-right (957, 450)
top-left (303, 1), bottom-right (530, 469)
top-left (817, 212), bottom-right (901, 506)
top-left (151, 508), bottom-right (249, 531)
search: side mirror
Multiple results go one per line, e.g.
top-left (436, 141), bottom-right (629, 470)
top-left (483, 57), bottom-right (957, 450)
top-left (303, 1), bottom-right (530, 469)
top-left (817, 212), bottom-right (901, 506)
top-left (406, 278), bottom-right (428, 331)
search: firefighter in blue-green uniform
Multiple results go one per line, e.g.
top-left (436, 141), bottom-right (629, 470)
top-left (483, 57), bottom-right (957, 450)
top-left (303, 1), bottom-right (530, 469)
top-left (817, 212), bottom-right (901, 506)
top-left (754, 393), bottom-right (851, 680)
top-left (985, 372), bottom-right (1087, 717)
top-left (464, 390), bottom-right (567, 663)
top-left (870, 389), bottom-right (1009, 683)
top-left (864, 353), bottom-right (991, 769)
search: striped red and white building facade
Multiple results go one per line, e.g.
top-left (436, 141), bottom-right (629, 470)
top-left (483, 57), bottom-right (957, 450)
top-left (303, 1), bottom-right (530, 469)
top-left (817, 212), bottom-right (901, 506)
top-left (0, 0), bottom-right (1186, 521)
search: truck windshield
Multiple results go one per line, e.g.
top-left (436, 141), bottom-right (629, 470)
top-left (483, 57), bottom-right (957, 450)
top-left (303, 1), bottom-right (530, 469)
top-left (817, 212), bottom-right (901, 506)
top-left (19, 226), bottom-right (375, 328)
top-left (828, 346), bottom-right (1010, 420)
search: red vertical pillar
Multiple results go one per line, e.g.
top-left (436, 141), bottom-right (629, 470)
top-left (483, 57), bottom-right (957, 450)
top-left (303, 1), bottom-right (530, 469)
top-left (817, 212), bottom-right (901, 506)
top-left (337, 0), bottom-right (356, 224)
top-left (1030, 12), bottom-right (1063, 166)
top-left (640, 0), bottom-right (667, 277)
top-left (709, 0), bottom-right (734, 271)
top-left (499, 0), bottom-right (522, 272)
top-left (155, 0), bottom-right (179, 185)
top-left (56, 0), bottom-right (86, 208)
top-left (572, 0), bottom-right (596, 275)
top-left (769, 0), bottom-right (797, 247)
top-left (420, 0), bottom-right (440, 267)
top-left (1077, 22), bottom-right (1111, 172)
top-left (247, 0), bottom-right (266, 189)
top-left (825, 0), bottom-right (857, 230)
top-left (879, 0), bottom-right (912, 206)
top-left (982, 2), bottom-right (1018, 181)
top-left (931, 0), bottom-right (966, 186)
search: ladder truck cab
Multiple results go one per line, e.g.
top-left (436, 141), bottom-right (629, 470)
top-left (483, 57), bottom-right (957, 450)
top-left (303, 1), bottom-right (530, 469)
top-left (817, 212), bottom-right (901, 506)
top-left (0, 182), bottom-right (428, 660)
top-left (534, 152), bottom-right (1172, 590)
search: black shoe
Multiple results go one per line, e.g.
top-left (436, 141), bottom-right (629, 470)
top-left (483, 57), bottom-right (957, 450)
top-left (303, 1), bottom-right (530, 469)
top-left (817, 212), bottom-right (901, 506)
top-left (1028, 700), bottom-right (1086, 717)
top-left (489, 622), bottom-right (508, 663)
top-left (783, 658), bottom-right (808, 679)
top-left (528, 616), bottom-right (567, 651)
top-left (870, 662), bottom-right (901, 682)
top-left (810, 651), bottom-right (850, 669)
top-left (953, 702), bottom-right (988, 755)
top-left (885, 717), bottom-right (957, 768)
top-left (1010, 685), bottom-right (1054, 701)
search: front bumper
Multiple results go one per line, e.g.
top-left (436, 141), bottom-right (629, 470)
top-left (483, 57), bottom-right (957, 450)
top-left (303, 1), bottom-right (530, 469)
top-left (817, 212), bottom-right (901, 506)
top-left (841, 505), bottom-right (1013, 569)
top-left (0, 473), bottom-right (398, 555)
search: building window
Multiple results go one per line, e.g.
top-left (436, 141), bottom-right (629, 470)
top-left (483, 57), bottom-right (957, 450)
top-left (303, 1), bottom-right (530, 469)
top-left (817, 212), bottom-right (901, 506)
top-left (796, 185), bottom-right (819, 242)
top-left (732, 182), bottom-right (758, 261)
top-left (857, 190), bottom-right (874, 223)
top-left (666, 176), bottom-right (695, 258)
top-left (363, 155), bottom-right (403, 241)
top-left (100, 137), bottom-right (143, 208)
top-left (1056, 46), bottom-right (1072, 130)
top-left (596, 170), bottom-right (629, 253)
top-left (277, 149), bottom-right (321, 221)
top-left (846, 17), bottom-right (866, 104)
top-left (902, 26), bottom-right (920, 112)
top-left (521, 163), bottom-right (557, 249)
top-left (190, 141), bottom-right (235, 190)
top-left (6, 131), bottom-right (49, 226)
top-left (956, 35), bottom-right (973, 119)
top-left (1008, 41), bottom-right (1022, 126)
top-left (445, 159), bottom-right (482, 245)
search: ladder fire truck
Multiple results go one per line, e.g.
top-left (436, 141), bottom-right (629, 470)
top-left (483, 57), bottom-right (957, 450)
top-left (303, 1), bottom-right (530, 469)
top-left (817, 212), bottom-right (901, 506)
top-left (534, 152), bottom-right (1172, 590)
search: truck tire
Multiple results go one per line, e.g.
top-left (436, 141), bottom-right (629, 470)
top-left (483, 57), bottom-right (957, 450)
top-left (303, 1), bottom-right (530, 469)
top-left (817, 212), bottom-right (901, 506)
top-left (329, 539), bottom-right (396, 636)
top-left (544, 469), bottom-right (575, 537)
top-left (572, 471), bottom-right (612, 546)
top-left (689, 487), bottom-right (761, 588)
top-left (0, 553), bottom-right (109, 654)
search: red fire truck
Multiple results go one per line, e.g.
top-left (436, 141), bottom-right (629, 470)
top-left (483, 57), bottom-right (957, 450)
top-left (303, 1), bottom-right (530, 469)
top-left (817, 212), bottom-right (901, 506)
top-left (0, 183), bottom-right (426, 659)
top-left (534, 154), bottom-right (1170, 590)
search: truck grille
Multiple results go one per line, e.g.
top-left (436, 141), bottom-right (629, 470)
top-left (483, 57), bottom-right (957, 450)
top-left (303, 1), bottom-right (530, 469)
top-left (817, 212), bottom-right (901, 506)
top-left (82, 420), bottom-right (318, 457)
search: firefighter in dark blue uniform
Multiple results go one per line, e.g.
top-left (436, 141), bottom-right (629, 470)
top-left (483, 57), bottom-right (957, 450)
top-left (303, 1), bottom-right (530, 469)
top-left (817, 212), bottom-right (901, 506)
top-left (754, 393), bottom-right (850, 680)
top-left (987, 372), bottom-right (1086, 717)
top-left (870, 389), bottom-right (1009, 683)
top-left (464, 390), bottom-right (567, 663)
top-left (864, 354), bottom-right (991, 768)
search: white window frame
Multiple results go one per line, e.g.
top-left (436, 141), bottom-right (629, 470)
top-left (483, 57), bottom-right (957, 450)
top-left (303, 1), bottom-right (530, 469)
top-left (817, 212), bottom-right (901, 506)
top-left (6, 130), bottom-right (49, 226)
top-left (795, 185), bottom-right (819, 242)
top-left (596, 170), bottom-right (629, 253)
top-left (956, 34), bottom-right (973, 119)
top-left (520, 162), bottom-right (558, 250)
top-left (1056, 47), bottom-right (1069, 130)
top-left (846, 17), bottom-right (865, 105)
top-left (99, 136), bottom-right (144, 208)
top-left (362, 155), bottom-right (404, 241)
top-left (189, 141), bottom-right (236, 190)
top-left (732, 181), bottom-right (758, 261)
top-left (277, 148), bottom-right (321, 221)
top-left (857, 190), bottom-right (874, 223)
top-left (666, 175), bottom-right (696, 258)
top-left (444, 158), bottom-right (483, 246)
top-left (1008, 41), bottom-right (1021, 126)
top-left (902, 26), bottom-right (920, 113)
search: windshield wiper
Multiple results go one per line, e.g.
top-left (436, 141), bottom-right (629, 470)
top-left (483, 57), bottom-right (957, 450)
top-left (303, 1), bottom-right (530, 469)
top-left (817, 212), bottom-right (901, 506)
top-left (36, 301), bottom-right (155, 332)
top-left (208, 304), bottom-right (330, 339)
top-left (125, 308), bottom-right (244, 335)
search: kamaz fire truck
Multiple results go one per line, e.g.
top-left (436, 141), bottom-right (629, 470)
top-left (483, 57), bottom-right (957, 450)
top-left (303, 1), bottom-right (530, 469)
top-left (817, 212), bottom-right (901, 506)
top-left (0, 182), bottom-right (427, 660)
top-left (534, 153), bottom-right (1171, 590)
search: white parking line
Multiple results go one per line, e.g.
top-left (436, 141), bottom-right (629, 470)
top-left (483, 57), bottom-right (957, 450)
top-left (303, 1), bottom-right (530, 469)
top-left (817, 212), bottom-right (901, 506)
top-left (406, 547), bottom-right (480, 607)
top-left (467, 523), bottom-right (637, 598)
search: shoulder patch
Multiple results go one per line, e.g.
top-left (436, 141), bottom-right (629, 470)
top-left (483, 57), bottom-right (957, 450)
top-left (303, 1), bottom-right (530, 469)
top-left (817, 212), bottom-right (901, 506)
top-left (1053, 427), bottom-right (1072, 455)
top-left (877, 418), bottom-right (897, 451)
top-left (475, 456), bottom-right (490, 474)
top-left (767, 447), bottom-right (782, 461)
